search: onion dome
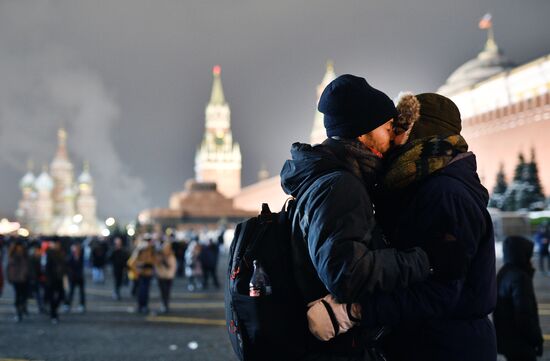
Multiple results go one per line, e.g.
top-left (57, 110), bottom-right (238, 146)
top-left (19, 160), bottom-right (36, 190)
top-left (35, 167), bottom-right (54, 192)
top-left (78, 161), bottom-right (93, 185)
top-left (20, 172), bottom-right (36, 190)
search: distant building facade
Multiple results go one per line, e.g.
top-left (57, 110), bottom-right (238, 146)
top-left (439, 29), bottom-right (550, 196)
top-left (16, 129), bottom-right (101, 236)
top-left (138, 67), bottom-right (254, 231)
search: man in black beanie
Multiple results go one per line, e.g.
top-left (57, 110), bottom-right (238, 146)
top-left (279, 74), bottom-right (433, 360)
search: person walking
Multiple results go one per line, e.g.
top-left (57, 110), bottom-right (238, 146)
top-left (28, 244), bottom-right (46, 313)
top-left (127, 239), bottom-right (156, 314)
top-left (155, 242), bottom-right (177, 313)
top-left (44, 241), bottom-right (66, 324)
top-left (184, 240), bottom-right (203, 291)
top-left (200, 239), bottom-right (220, 290)
top-left (535, 221), bottom-right (550, 274)
top-left (91, 238), bottom-right (108, 284)
top-left (494, 236), bottom-right (543, 361)
top-left (7, 240), bottom-right (29, 322)
top-left (0, 236), bottom-right (5, 298)
top-left (64, 243), bottom-right (86, 313)
top-left (109, 237), bottom-right (129, 300)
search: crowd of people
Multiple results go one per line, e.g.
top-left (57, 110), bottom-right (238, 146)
top-left (0, 229), bottom-right (224, 324)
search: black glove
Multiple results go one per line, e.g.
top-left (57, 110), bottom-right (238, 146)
top-left (425, 233), bottom-right (468, 281)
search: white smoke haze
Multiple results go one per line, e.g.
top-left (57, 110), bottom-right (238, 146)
top-left (0, 3), bottom-right (149, 220)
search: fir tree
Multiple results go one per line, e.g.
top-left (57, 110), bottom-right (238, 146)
top-left (488, 163), bottom-right (507, 208)
top-left (502, 152), bottom-right (529, 211)
top-left (513, 152), bottom-right (526, 182)
top-left (523, 148), bottom-right (546, 209)
top-left (501, 150), bottom-right (547, 211)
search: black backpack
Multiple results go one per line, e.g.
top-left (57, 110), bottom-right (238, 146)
top-left (225, 200), bottom-right (309, 361)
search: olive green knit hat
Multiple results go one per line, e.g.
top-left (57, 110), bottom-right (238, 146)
top-left (409, 93), bottom-right (462, 141)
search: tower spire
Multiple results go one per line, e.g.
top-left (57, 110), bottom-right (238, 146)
top-left (196, 66), bottom-right (241, 198)
top-left (209, 65), bottom-right (226, 105)
top-left (478, 13), bottom-right (498, 53)
top-left (56, 128), bottom-right (68, 159)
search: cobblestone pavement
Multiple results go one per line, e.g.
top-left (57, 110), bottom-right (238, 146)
top-left (2, 247), bottom-right (550, 360)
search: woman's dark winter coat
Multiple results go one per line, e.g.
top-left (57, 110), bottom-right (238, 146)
top-left (363, 153), bottom-right (497, 361)
top-left (280, 139), bottom-right (430, 357)
top-left (7, 252), bottom-right (29, 284)
top-left (494, 236), bottom-right (543, 360)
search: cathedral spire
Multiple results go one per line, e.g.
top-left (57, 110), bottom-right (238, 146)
top-left (56, 128), bottom-right (68, 159)
top-left (209, 65), bottom-right (226, 105)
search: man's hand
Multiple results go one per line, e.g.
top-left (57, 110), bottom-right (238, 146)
top-left (306, 294), bottom-right (361, 341)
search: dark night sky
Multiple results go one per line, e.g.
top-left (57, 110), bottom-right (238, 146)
top-left (0, 0), bottom-right (549, 221)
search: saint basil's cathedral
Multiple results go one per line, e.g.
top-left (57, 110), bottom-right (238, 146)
top-left (16, 128), bottom-right (101, 236)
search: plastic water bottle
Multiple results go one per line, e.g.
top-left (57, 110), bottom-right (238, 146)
top-left (249, 260), bottom-right (272, 297)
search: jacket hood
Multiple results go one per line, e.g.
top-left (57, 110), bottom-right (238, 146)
top-left (280, 139), bottom-right (380, 198)
top-left (437, 152), bottom-right (489, 206)
top-left (503, 236), bottom-right (534, 269)
top-left (280, 142), bottom-right (345, 198)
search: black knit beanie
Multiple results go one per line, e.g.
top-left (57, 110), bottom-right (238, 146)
top-left (318, 74), bottom-right (398, 138)
top-left (409, 93), bottom-right (462, 141)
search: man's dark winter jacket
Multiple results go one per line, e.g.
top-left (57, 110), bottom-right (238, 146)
top-left (110, 249), bottom-right (129, 274)
top-left (66, 252), bottom-right (84, 282)
top-left (280, 139), bottom-right (430, 357)
top-left (363, 153), bottom-right (497, 361)
top-left (494, 236), bottom-right (543, 360)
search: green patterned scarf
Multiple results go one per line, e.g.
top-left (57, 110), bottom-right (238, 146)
top-left (382, 135), bottom-right (469, 190)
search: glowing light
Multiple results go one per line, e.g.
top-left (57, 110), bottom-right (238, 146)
top-left (101, 228), bottom-right (111, 237)
top-left (138, 214), bottom-right (148, 224)
top-left (73, 214), bottom-right (83, 223)
top-left (105, 217), bottom-right (116, 227)
top-left (68, 224), bottom-right (79, 234)
top-left (127, 228), bottom-right (136, 237)
top-left (17, 228), bottom-right (29, 237)
top-left (213, 65), bottom-right (221, 75)
top-left (0, 219), bottom-right (21, 235)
